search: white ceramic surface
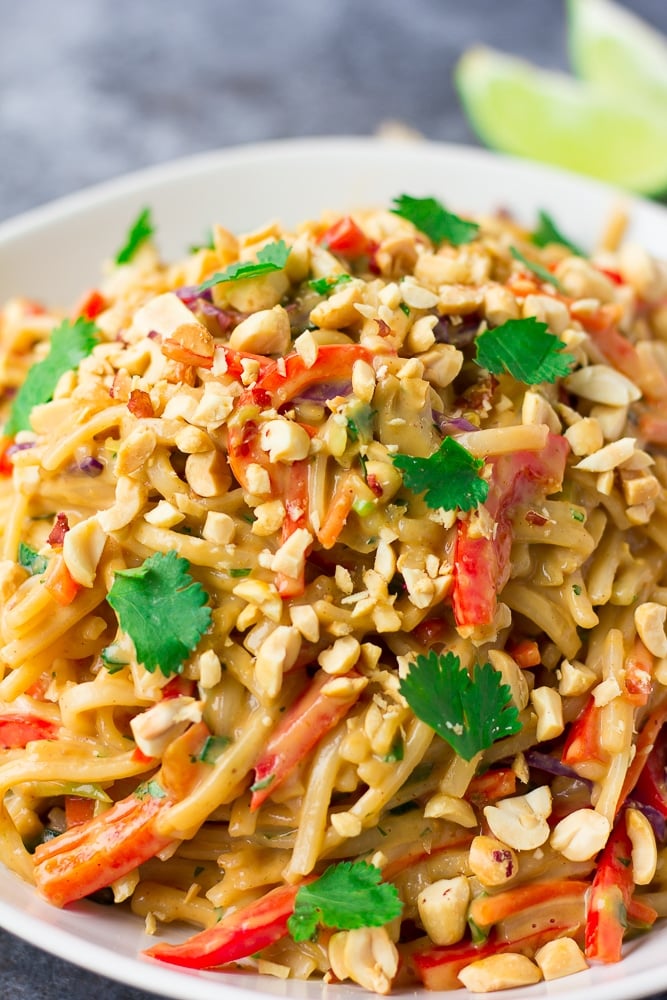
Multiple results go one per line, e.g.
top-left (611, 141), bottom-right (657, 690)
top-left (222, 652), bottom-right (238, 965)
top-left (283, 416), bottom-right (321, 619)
top-left (1, 137), bottom-right (666, 1000)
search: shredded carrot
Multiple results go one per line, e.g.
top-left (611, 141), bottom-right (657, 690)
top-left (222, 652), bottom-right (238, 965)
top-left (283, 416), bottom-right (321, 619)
top-left (316, 476), bottom-right (357, 550)
top-left (468, 880), bottom-right (589, 929)
top-left (44, 556), bottom-right (80, 607)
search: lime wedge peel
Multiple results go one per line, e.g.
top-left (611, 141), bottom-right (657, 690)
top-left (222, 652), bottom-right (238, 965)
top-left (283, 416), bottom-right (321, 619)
top-left (567, 0), bottom-right (667, 108)
top-left (455, 46), bottom-right (667, 197)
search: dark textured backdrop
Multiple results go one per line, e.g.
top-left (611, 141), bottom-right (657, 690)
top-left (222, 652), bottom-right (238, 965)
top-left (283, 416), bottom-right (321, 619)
top-left (1, 1), bottom-right (667, 997)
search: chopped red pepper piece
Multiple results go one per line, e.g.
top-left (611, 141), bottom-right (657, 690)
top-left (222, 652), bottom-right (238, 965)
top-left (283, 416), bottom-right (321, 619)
top-left (0, 714), bottom-right (57, 748)
top-left (145, 878), bottom-right (312, 969)
top-left (319, 216), bottom-right (376, 260)
top-left (452, 434), bottom-right (569, 627)
top-left (585, 813), bottom-right (634, 963)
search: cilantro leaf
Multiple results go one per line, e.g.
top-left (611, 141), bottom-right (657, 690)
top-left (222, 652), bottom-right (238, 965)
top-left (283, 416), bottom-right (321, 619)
top-left (288, 862), bottom-right (402, 942)
top-left (5, 318), bottom-right (100, 435)
top-left (531, 210), bottom-right (584, 257)
top-left (475, 316), bottom-right (575, 384)
top-left (399, 651), bottom-right (522, 761)
top-left (17, 542), bottom-right (48, 577)
top-left (510, 245), bottom-right (564, 291)
top-left (197, 240), bottom-right (291, 292)
top-left (115, 207), bottom-right (155, 265)
top-left (189, 228), bottom-right (215, 254)
top-left (135, 779), bottom-right (167, 799)
top-left (392, 437), bottom-right (488, 512)
top-left (391, 194), bottom-right (479, 247)
top-left (197, 735), bottom-right (231, 764)
top-left (107, 550), bottom-right (211, 677)
top-left (308, 273), bottom-right (352, 295)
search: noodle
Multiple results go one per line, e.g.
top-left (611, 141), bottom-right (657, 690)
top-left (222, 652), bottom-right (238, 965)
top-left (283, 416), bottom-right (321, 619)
top-left (0, 198), bottom-right (667, 992)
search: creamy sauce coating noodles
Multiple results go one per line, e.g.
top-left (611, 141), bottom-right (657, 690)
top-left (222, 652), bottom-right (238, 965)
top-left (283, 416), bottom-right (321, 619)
top-left (1, 200), bottom-right (667, 993)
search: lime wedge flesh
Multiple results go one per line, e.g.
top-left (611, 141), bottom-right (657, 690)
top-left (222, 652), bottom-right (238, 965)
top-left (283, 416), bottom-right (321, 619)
top-left (455, 46), bottom-right (667, 196)
top-left (567, 0), bottom-right (667, 107)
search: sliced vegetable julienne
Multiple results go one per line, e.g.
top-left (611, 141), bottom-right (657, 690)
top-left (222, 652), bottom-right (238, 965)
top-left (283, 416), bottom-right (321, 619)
top-left (584, 813), bottom-right (633, 963)
top-left (451, 434), bottom-right (569, 627)
top-left (227, 344), bottom-right (374, 594)
top-left (0, 714), bottom-right (57, 748)
top-left (250, 669), bottom-right (367, 811)
top-left (409, 919), bottom-right (584, 991)
top-left (145, 879), bottom-right (311, 968)
top-left (33, 785), bottom-right (174, 908)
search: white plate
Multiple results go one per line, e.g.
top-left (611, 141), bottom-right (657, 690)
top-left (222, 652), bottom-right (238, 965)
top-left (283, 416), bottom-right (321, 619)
top-left (1, 136), bottom-right (667, 1000)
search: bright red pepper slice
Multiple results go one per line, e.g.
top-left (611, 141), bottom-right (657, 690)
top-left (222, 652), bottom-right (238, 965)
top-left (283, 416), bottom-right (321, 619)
top-left (451, 434), bottom-right (569, 627)
top-left (227, 344), bottom-right (374, 595)
top-left (634, 720), bottom-right (667, 819)
top-left (319, 216), bottom-right (376, 260)
top-left (0, 714), bottom-right (57, 748)
top-left (144, 878), bottom-right (313, 969)
top-left (585, 814), bottom-right (634, 963)
top-left (34, 789), bottom-right (174, 908)
top-left (250, 668), bottom-right (365, 811)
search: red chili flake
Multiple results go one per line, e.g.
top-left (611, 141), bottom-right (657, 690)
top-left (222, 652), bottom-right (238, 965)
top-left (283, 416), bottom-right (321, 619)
top-left (127, 388), bottom-right (154, 419)
top-left (525, 510), bottom-right (548, 526)
top-left (375, 319), bottom-right (391, 338)
top-left (366, 473), bottom-right (383, 497)
top-left (48, 512), bottom-right (70, 547)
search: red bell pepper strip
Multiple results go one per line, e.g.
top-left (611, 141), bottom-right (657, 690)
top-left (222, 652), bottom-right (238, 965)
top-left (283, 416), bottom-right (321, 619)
top-left (452, 434), bottom-right (569, 627)
top-left (585, 813), bottom-right (634, 963)
top-left (144, 878), bottom-right (313, 969)
top-left (632, 710), bottom-right (667, 819)
top-left (44, 556), bottom-right (81, 607)
top-left (33, 787), bottom-right (174, 908)
top-left (561, 695), bottom-right (610, 779)
top-left (0, 714), bottom-right (57, 748)
top-left (319, 216), bottom-right (376, 260)
top-left (0, 437), bottom-right (14, 477)
top-left (465, 768), bottom-right (516, 807)
top-left (73, 288), bottom-right (107, 321)
top-left (227, 344), bottom-right (374, 595)
top-left (623, 639), bottom-right (654, 706)
top-left (410, 920), bottom-right (583, 991)
top-left (250, 668), bottom-right (366, 811)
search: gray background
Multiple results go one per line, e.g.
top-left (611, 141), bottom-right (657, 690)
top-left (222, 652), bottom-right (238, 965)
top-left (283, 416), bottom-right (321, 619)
top-left (1, 1), bottom-right (667, 997)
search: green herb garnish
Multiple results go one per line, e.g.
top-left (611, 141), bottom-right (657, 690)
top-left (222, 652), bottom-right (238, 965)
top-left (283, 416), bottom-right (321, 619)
top-left (399, 650), bottom-right (522, 761)
top-left (197, 735), bottom-right (231, 764)
top-left (391, 194), bottom-right (479, 246)
top-left (308, 273), bottom-right (352, 295)
top-left (197, 239), bottom-right (290, 292)
top-left (17, 542), bottom-right (47, 577)
top-left (189, 228), bottom-right (215, 254)
top-left (135, 779), bottom-right (167, 799)
top-left (107, 550), bottom-right (211, 677)
top-left (229, 567), bottom-right (252, 578)
top-left (288, 861), bottom-right (402, 942)
top-left (510, 245), bottom-right (564, 290)
top-left (115, 207), bottom-right (155, 265)
top-left (531, 210), bottom-right (584, 256)
top-left (392, 437), bottom-right (488, 511)
top-left (475, 316), bottom-right (575, 385)
top-left (5, 318), bottom-right (99, 435)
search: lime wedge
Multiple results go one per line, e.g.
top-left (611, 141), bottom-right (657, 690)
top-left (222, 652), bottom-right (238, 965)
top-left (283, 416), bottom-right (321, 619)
top-left (455, 46), bottom-right (667, 195)
top-left (567, 0), bottom-right (667, 107)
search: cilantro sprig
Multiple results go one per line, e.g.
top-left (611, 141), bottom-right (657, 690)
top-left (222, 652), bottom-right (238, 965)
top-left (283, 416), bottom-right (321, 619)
top-left (5, 317), bottom-right (99, 435)
top-left (288, 862), bottom-right (402, 942)
top-left (17, 542), bottom-right (48, 577)
top-left (475, 316), bottom-right (575, 385)
top-left (392, 437), bottom-right (488, 512)
top-left (115, 207), bottom-right (155, 265)
top-left (510, 246), bottom-right (564, 291)
top-left (308, 273), bottom-right (352, 295)
top-left (391, 194), bottom-right (479, 247)
top-left (531, 210), bottom-right (584, 257)
top-left (107, 550), bottom-right (211, 677)
top-left (399, 651), bottom-right (522, 761)
top-left (197, 239), bottom-right (290, 292)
